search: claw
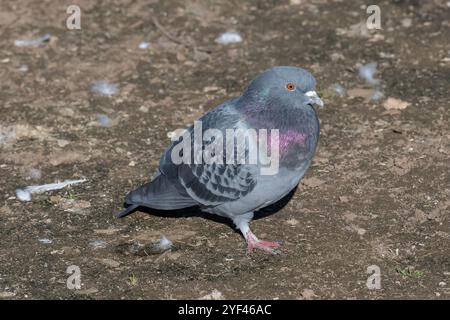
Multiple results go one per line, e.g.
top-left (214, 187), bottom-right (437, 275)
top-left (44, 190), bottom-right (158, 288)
top-left (245, 230), bottom-right (281, 254)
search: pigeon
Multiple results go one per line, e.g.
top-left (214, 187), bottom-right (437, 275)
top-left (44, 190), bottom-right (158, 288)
top-left (117, 66), bottom-right (324, 253)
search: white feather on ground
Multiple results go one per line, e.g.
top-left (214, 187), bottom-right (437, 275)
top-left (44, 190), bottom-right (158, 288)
top-left (138, 41), bottom-right (150, 49)
top-left (332, 83), bottom-right (346, 97)
top-left (15, 179), bottom-right (87, 202)
top-left (89, 240), bottom-right (107, 249)
top-left (96, 114), bottom-right (112, 127)
top-left (358, 62), bottom-right (380, 86)
top-left (90, 81), bottom-right (119, 96)
top-left (38, 238), bottom-right (53, 244)
top-left (153, 235), bottom-right (173, 251)
top-left (215, 32), bottom-right (243, 45)
top-left (14, 34), bottom-right (51, 47)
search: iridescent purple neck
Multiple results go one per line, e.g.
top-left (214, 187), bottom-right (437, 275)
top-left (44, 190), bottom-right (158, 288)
top-left (278, 130), bottom-right (307, 153)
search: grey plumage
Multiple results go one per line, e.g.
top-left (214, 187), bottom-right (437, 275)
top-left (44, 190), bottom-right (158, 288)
top-left (117, 66), bottom-right (323, 253)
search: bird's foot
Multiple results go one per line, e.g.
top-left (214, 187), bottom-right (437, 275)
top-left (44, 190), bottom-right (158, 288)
top-left (245, 231), bottom-right (281, 254)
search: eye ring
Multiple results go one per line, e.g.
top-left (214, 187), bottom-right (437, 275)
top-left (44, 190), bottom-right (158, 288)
top-left (286, 82), bottom-right (295, 91)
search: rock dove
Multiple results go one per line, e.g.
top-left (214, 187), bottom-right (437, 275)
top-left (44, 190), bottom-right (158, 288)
top-left (117, 66), bottom-right (323, 253)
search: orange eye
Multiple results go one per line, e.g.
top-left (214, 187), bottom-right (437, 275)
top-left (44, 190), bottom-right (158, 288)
top-left (286, 82), bottom-right (295, 91)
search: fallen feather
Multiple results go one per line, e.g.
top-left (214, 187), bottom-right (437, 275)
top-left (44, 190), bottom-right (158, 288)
top-left (132, 236), bottom-right (175, 256)
top-left (96, 114), bottom-right (112, 127)
top-left (154, 235), bottom-right (173, 251)
top-left (38, 238), bottom-right (53, 244)
top-left (138, 41), bottom-right (150, 49)
top-left (89, 240), bottom-right (107, 249)
top-left (15, 179), bottom-right (87, 202)
top-left (14, 34), bottom-right (51, 47)
top-left (358, 62), bottom-right (380, 86)
top-left (215, 32), bottom-right (242, 45)
top-left (332, 83), bottom-right (346, 97)
top-left (371, 88), bottom-right (384, 101)
top-left (18, 64), bottom-right (29, 72)
top-left (0, 126), bottom-right (16, 146)
top-left (16, 189), bottom-right (32, 201)
top-left (91, 81), bottom-right (119, 96)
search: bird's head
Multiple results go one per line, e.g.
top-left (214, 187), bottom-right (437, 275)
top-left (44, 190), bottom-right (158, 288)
top-left (241, 66), bottom-right (324, 112)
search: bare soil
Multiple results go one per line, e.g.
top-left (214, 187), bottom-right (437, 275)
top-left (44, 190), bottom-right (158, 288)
top-left (0, 0), bottom-right (449, 299)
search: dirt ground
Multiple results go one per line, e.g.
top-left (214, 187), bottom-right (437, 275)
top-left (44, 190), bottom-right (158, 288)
top-left (0, 0), bottom-right (449, 300)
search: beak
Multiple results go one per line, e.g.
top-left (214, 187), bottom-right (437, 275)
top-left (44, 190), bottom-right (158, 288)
top-left (305, 91), bottom-right (324, 108)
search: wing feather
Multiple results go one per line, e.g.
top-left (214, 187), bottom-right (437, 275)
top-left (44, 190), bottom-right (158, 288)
top-left (159, 100), bottom-right (258, 207)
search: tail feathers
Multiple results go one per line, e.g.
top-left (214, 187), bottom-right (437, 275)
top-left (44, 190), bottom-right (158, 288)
top-left (117, 174), bottom-right (198, 218)
top-left (116, 204), bottom-right (139, 218)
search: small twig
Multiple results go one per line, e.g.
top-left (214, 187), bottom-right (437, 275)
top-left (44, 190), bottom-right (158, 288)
top-left (154, 249), bottom-right (171, 263)
top-left (203, 271), bottom-right (229, 278)
top-left (150, 16), bottom-right (212, 53)
top-left (151, 16), bottom-right (189, 46)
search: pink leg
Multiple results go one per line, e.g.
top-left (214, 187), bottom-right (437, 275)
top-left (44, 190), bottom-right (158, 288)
top-left (245, 230), bottom-right (281, 254)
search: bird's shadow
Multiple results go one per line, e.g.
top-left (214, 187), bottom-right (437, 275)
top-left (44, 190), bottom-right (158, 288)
top-left (131, 186), bottom-right (297, 236)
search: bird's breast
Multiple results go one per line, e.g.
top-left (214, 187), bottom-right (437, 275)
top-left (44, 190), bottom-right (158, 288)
top-left (278, 130), bottom-right (307, 153)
